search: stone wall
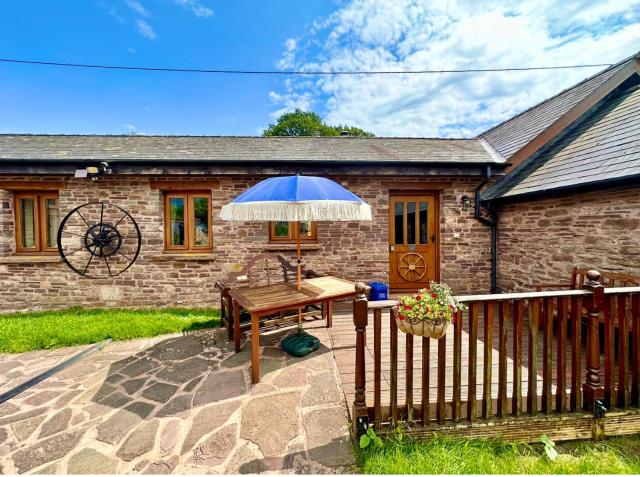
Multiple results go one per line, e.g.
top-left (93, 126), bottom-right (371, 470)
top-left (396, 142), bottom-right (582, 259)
top-left (0, 175), bottom-right (492, 313)
top-left (496, 186), bottom-right (640, 292)
top-left (0, 189), bottom-right (14, 255)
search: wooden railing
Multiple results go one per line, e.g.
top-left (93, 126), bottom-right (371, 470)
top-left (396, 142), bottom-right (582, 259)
top-left (351, 271), bottom-right (640, 441)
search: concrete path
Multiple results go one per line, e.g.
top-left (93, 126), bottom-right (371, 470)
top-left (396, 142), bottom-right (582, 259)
top-left (0, 322), bottom-right (354, 474)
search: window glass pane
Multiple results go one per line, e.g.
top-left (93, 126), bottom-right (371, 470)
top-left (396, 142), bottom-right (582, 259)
top-left (274, 221), bottom-right (289, 238)
top-left (193, 197), bottom-right (210, 247)
top-left (299, 221), bottom-right (312, 238)
top-left (45, 198), bottom-right (59, 248)
top-left (419, 202), bottom-right (428, 245)
top-left (394, 202), bottom-right (404, 245)
top-left (169, 198), bottom-right (185, 246)
top-left (407, 202), bottom-right (416, 245)
top-left (19, 198), bottom-right (36, 248)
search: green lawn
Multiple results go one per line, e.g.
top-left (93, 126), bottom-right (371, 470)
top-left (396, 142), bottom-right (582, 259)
top-left (0, 307), bottom-right (219, 353)
top-left (357, 433), bottom-right (640, 474)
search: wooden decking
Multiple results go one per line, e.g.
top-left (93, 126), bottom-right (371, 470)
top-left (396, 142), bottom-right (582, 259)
top-left (329, 308), bottom-right (585, 419)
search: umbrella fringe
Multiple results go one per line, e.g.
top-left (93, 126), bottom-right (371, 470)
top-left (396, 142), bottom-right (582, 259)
top-left (220, 200), bottom-right (372, 222)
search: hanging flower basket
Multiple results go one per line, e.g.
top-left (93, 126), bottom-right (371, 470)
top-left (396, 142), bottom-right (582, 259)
top-left (393, 282), bottom-right (466, 339)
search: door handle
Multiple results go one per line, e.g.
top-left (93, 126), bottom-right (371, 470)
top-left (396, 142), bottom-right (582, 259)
top-left (431, 234), bottom-right (436, 243)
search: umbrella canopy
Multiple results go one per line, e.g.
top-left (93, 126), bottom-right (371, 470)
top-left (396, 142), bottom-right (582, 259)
top-left (220, 175), bottom-right (372, 222)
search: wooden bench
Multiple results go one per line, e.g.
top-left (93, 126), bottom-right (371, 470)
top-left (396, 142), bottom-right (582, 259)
top-left (537, 266), bottom-right (640, 330)
top-left (536, 266), bottom-right (640, 291)
top-left (215, 253), bottom-right (326, 340)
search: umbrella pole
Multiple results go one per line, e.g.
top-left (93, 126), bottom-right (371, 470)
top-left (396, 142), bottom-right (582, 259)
top-left (296, 221), bottom-right (303, 332)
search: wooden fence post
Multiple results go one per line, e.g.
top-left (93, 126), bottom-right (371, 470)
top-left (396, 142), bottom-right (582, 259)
top-left (353, 282), bottom-right (369, 438)
top-left (582, 270), bottom-right (605, 414)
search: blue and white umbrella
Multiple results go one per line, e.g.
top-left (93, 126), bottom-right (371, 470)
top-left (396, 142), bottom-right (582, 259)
top-left (220, 175), bottom-right (371, 222)
top-left (221, 175), bottom-right (372, 289)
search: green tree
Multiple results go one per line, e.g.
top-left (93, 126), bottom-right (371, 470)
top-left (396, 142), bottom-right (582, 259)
top-left (262, 109), bottom-right (374, 137)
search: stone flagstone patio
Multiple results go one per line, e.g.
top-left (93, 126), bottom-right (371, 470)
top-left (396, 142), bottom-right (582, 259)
top-left (0, 322), bottom-right (354, 474)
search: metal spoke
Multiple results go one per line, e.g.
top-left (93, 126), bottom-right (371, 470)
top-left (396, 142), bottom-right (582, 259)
top-left (76, 209), bottom-right (97, 238)
top-left (99, 202), bottom-right (105, 234)
top-left (64, 244), bottom-right (90, 257)
top-left (115, 250), bottom-right (133, 262)
top-left (111, 214), bottom-right (128, 230)
top-left (82, 251), bottom-right (95, 276)
top-left (103, 254), bottom-right (113, 277)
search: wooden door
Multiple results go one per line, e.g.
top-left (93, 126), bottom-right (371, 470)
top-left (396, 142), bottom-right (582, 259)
top-left (389, 195), bottom-right (438, 289)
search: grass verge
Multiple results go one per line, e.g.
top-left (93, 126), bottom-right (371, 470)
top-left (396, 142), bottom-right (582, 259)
top-left (357, 432), bottom-right (640, 474)
top-left (0, 307), bottom-right (219, 353)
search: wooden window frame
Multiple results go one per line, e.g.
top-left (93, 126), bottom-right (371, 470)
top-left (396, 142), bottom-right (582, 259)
top-left (14, 191), bottom-right (60, 255)
top-left (163, 191), bottom-right (213, 253)
top-left (269, 221), bottom-right (317, 243)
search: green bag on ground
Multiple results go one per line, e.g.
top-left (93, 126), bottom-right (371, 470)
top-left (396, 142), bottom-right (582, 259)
top-left (281, 331), bottom-right (320, 357)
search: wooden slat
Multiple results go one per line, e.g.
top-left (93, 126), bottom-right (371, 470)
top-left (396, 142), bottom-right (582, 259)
top-left (617, 294), bottom-right (629, 409)
top-left (421, 336), bottom-right (430, 425)
top-left (542, 297), bottom-right (554, 414)
top-left (513, 300), bottom-right (523, 416)
top-left (374, 308), bottom-right (382, 427)
top-left (390, 312), bottom-right (398, 423)
top-left (604, 295), bottom-right (615, 410)
top-left (497, 301), bottom-right (509, 418)
top-left (482, 302), bottom-right (494, 420)
top-left (468, 303), bottom-right (478, 422)
top-left (631, 294), bottom-right (640, 407)
top-left (406, 333), bottom-right (414, 422)
top-left (437, 335), bottom-right (446, 425)
top-left (556, 296), bottom-right (568, 413)
top-left (570, 295), bottom-right (583, 411)
top-left (452, 310), bottom-right (462, 422)
top-left (528, 299), bottom-right (540, 416)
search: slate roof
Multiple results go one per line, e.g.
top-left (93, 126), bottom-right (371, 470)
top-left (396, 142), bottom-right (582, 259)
top-left (479, 61), bottom-right (629, 160)
top-left (0, 135), bottom-right (501, 165)
top-left (484, 82), bottom-right (640, 200)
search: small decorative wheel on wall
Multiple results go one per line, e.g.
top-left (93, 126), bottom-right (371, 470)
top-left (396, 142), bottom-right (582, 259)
top-left (397, 252), bottom-right (426, 282)
top-left (57, 202), bottom-right (141, 278)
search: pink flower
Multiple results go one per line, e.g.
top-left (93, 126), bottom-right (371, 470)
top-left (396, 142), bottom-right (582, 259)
top-left (431, 293), bottom-right (437, 299)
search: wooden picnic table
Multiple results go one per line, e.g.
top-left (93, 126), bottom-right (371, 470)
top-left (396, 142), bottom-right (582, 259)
top-left (229, 276), bottom-right (358, 383)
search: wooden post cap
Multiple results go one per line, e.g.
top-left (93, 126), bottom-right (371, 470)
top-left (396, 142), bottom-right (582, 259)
top-left (586, 270), bottom-right (601, 283)
top-left (355, 282), bottom-right (368, 294)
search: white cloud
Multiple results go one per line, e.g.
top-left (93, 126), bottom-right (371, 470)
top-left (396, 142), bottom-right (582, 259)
top-left (174, 0), bottom-right (214, 17)
top-left (270, 0), bottom-right (640, 137)
top-left (124, 0), bottom-right (149, 17)
top-left (122, 123), bottom-right (146, 135)
top-left (136, 19), bottom-right (157, 39)
top-left (277, 38), bottom-right (299, 69)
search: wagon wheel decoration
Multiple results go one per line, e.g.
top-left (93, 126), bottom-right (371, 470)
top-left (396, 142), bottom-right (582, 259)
top-left (397, 252), bottom-right (426, 282)
top-left (57, 202), bottom-right (141, 279)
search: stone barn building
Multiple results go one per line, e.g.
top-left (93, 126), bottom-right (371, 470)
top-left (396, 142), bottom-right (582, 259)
top-left (0, 51), bottom-right (639, 312)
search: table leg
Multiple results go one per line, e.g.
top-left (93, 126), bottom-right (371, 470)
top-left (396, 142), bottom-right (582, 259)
top-left (327, 300), bottom-right (333, 328)
top-left (234, 299), bottom-right (241, 353)
top-left (251, 313), bottom-right (260, 384)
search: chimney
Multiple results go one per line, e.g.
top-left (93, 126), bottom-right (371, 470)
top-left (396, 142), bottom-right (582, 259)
top-left (340, 130), bottom-right (350, 137)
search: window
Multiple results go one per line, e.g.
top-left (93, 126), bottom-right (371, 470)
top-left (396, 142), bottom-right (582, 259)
top-left (269, 221), bottom-right (317, 242)
top-left (163, 192), bottom-right (212, 252)
top-left (14, 192), bottom-right (60, 254)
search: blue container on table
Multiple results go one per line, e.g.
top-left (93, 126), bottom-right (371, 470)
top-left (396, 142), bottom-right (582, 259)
top-left (368, 282), bottom-right (388, 301)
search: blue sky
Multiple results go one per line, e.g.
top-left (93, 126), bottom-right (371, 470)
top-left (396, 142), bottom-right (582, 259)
top-left (1, 1), bottom-right (639, 137)
top-left (0, 0), bottom-right (334, 135)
